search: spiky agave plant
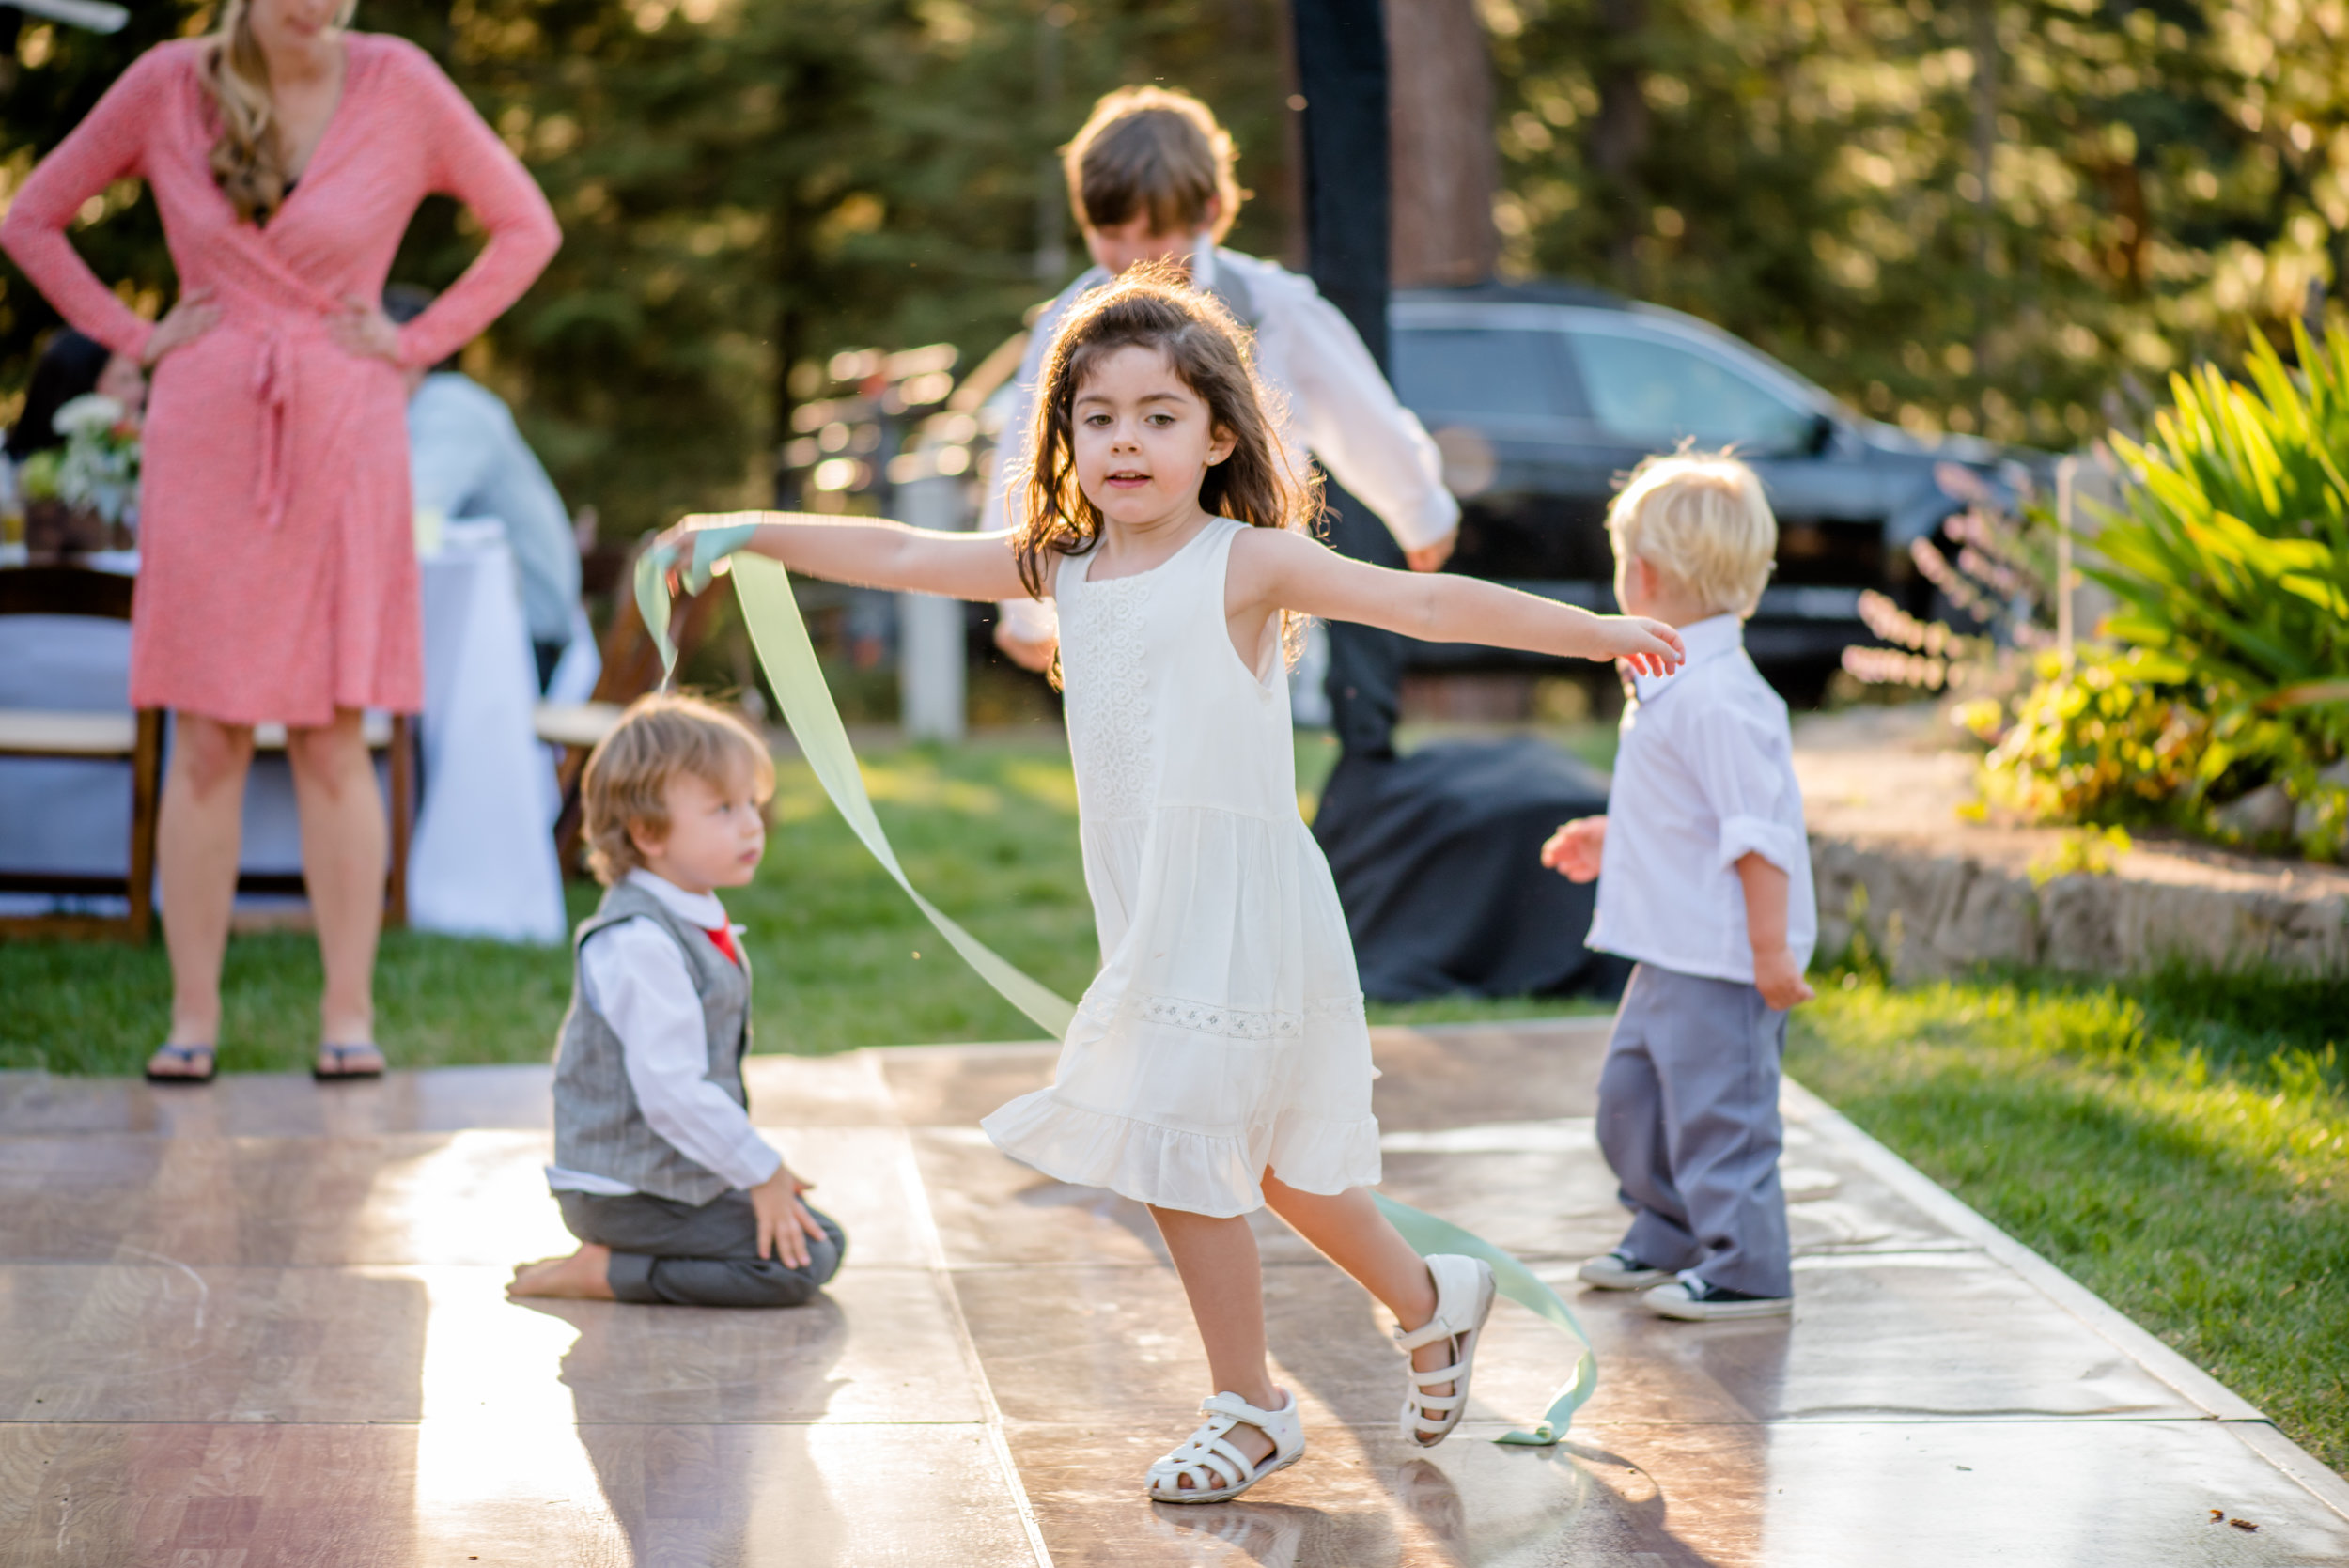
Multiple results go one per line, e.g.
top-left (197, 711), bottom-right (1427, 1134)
top-left (2092, 320), bottom-right (2349, 751)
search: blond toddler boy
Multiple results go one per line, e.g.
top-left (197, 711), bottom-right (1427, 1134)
top-left (1543, 452), bottom-right (1816, 1320)
top-left (508, 694), bottom-right (844, 1307)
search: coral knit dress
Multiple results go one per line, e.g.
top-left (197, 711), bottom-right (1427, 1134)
top-left (0, 35), bottom-right (560, 725)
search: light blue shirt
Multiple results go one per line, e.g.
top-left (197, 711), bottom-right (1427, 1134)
top-left (407, 371), bottom-right (581, 645)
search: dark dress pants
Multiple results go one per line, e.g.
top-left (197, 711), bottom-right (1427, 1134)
top-left (1595, 963), bottom-right (1793, 1298)
top-left (558, 1188), bottom-right (847, 1307)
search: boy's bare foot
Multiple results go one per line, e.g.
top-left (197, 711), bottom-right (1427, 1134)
top-left (506, 1245), bottom-right (616, 1299)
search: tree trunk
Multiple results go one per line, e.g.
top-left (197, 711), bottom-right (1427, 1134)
top-left (1970, 0), bottom-right (1999, 365)
top-left (1385, 0), bottom-right (1498, 287)
top-left (772, 194), bottom-right (808, 507)
top-left (1591, 0), bottom-right (1649, 280)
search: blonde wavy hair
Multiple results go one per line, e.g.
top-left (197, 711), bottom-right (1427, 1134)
top-left (581, 693), bottom-right (774, 886)
top-left (1011, 265), bottom-right (1321, 679)
top-left (1605, 447), bottom-right (1780, 618)
top-left (203, 0), bottom-right (360, 225)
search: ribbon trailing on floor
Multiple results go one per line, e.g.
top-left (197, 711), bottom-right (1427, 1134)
top-left (638, 533), bottom-right (1595, 1444)
top-left (1369, 1195), bottom-right (1596, 1444)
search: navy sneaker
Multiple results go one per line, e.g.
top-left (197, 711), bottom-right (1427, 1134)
top-left (1577, 1250), bottom-right (1675, 1291)
top-left (1644, 1272), bottom-right (1792, 1320)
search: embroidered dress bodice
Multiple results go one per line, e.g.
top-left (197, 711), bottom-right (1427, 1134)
top-left (982, 519), bottom-right (1380, 1217)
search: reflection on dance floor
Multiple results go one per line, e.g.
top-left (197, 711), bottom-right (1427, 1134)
top-left (3, 1027), bottom-right (2346, 1565)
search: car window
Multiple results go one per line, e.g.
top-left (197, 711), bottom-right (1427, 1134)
top-left (1392, 328), bottom-right (1579, 421)
top-left (1565, 330), bottom-right (1813, 451)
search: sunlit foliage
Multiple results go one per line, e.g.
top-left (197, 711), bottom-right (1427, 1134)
top-left (8, 2), bottom-right (2348, 532)
top-left (1486, 0), bottom-right (2349, 449)
top-left (0, 0), bottom-right (1294, 537)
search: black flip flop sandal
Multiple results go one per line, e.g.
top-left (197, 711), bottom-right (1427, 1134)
top-left (145, 1043), bottom-right (217, 1084)
top-left (312, 1043), bottom-right (385, 1081)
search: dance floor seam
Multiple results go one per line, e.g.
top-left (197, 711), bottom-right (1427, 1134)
top-left (7, 1021), bottom-right (2347, 1567)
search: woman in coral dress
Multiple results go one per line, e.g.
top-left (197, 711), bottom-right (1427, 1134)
top-left (0, 0), bottom-right (559, 1079)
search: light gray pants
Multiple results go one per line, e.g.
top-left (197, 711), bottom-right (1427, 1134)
top-left (1595, 962), bottom-right (1792, 1298)
top-left (558, 1188), bottom-right (847, 1308)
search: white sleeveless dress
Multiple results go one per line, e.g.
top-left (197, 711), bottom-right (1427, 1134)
top-left (982, 518), bottom-right (1383, 1218)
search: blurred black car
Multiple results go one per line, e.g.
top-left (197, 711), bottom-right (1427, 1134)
top-left (1388, 282), bottom-right (2042, 675)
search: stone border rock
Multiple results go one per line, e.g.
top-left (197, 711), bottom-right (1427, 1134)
top-left (1797, 708), bottom-right (2349, 980)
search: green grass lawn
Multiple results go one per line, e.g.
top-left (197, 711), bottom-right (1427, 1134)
top-left (1789, 964), bottom-right (2349, 1473)
top-left (0, 733), bottom-right (1599, 1076)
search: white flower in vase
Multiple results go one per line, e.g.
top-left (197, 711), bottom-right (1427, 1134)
top-left (52, 394), bottom-right (126, 440)
top-left (50, 393), bottom-right (141, 531)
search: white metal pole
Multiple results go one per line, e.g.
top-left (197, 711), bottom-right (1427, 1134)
top-left (2055, 455), bottom-right (2077, 669)
top-left (896, 470), bottom-right (968, 742)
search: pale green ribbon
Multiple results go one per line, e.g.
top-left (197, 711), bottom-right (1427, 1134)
top-left (637, 532), bottom-right (1595, 1444)
top-left (1368, 1194), bottom-right (1596, 1443)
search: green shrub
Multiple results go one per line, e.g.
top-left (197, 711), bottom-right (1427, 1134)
top-left (2091, 320), bottom-right (2349, 750)
top-left (1977, 322), bottom-right (2349, 859)
top-left (1977, 645), bottom-right (2321, 846)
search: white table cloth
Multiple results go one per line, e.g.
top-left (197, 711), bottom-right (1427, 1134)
top-left (408, 522), bottom-right (568, 943)
top-left (0, 522), bottom-right (570, 944)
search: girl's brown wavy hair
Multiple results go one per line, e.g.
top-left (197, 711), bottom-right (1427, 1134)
top-left (1011, 264), bottom-right (1322, 675)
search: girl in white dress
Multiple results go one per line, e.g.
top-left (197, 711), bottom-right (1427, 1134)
top-left (661, 269), bottom-right (1681, 1503)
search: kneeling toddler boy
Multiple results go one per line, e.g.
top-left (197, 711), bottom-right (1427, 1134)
top-left (509, 693), bottom-right (846, 1307)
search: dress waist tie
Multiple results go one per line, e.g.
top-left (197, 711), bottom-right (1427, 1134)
top-left (251, 327), bottom-right (295, 531)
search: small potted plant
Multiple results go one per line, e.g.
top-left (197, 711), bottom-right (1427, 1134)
top-left (20, 392), bottom-right (140, 558)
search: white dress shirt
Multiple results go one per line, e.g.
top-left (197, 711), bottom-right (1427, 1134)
top-left (988, 243), bottom-right (1461, 641)
top-left (543, 869), bottom-right (783, 1196)
top-left (1586, 615), bottom-right (1817, 985)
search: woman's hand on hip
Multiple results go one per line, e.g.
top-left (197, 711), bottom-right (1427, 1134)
top-left (140, 289), bottom-right (220, 368)
top-left (330, 295), bottom-right (403, 365)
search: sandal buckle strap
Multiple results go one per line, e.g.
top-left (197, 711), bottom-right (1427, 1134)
top-left (1392, 1317), bottom-right (1460, 1352)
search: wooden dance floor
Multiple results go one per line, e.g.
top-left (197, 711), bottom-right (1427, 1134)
top-left (5, 1020), bottom-right (2346, 1565)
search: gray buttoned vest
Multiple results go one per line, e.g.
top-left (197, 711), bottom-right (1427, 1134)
top-left (552, 877), bottom-right (752, 1204)
top-left (1061, 249), bottom-right (1261, 333)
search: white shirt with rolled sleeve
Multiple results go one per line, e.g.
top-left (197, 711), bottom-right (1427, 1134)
top-left (988, 244), bottom-right (1459, 641)
top-left (1586, 614), bottom-right (1816, 985)
top-left (543, 869), bottom-right (784, 1196)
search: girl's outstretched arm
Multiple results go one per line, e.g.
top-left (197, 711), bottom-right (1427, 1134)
top-left (661, 511), bottom-right (1031, 602)
top-left (1232, 529), bottom-right (1685, 675)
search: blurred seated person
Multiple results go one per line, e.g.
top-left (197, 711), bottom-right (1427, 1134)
top-left (384, 284), bottom-right (581, 689)
top-left (5, 326), bottom-right (148, 463)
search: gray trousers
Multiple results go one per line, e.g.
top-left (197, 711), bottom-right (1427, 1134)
top-left (1595, 962), bottom-right (1792, 1297)
top-left (558, 1188), bottom-right (847, 1308)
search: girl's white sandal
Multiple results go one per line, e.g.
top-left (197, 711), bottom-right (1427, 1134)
top-left (1395, 1252), bottom-right (1497, 1447)
top-left (1144, 1389), bottom-right (1305, 1504)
